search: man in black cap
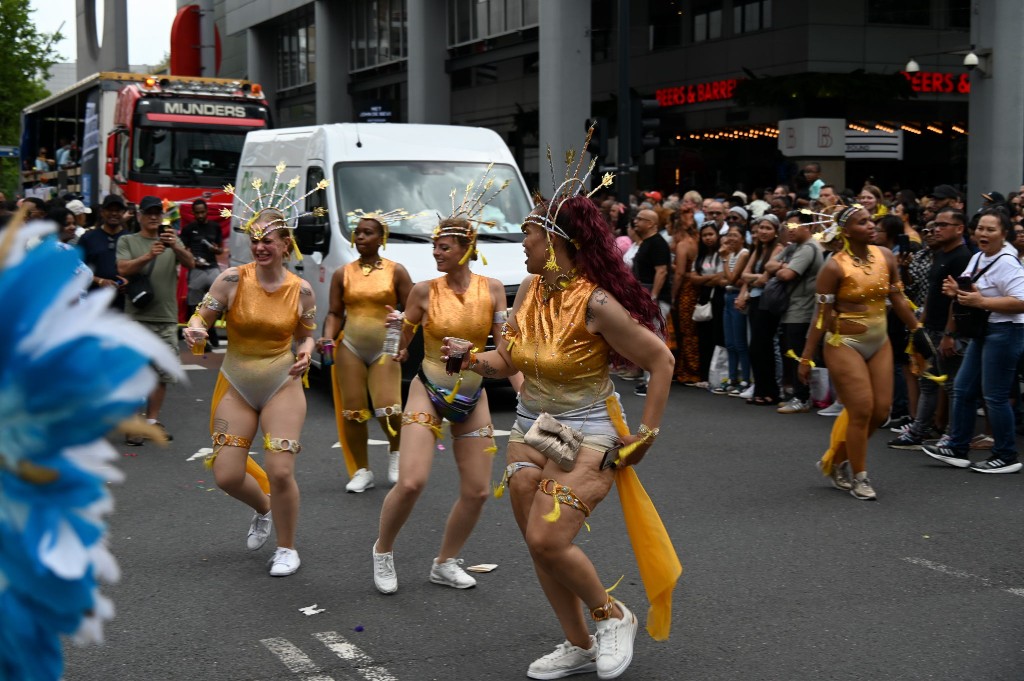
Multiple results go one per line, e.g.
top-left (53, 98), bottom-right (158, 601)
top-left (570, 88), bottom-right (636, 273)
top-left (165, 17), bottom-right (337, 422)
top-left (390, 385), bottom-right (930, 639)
top-left (981, 191), bottom-right (1007, 209)
top-left (117, 195), bottom-right (194, 444)
top-left (78, 194), bottom-right (131, 309)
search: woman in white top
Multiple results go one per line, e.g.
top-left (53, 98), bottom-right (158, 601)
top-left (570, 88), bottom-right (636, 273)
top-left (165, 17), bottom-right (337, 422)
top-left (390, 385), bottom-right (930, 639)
top-left (717, 224), bottom-right (751, 394)
top-left (924, 208), bottom-right (1024, 473)
top-left (689, 221), bottom-right (725, 388)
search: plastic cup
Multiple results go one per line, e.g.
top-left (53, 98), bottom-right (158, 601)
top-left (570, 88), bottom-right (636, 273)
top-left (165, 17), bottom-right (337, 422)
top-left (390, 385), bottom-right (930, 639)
top-left (445, 337), bottom-right (473, 375)
top-left (190, 329), bottom-right (207, 355)
top-left (322, 339), bottom-right (335, 366)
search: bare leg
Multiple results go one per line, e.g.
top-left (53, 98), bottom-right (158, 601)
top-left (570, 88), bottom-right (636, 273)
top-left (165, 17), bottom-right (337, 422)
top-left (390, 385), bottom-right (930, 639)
top-left (375, 379), bottom-right (437, 553)
top-left (437, 391), bottom-right (495, 561)
top-left (825, 341), bottom-right (892, 474)
top-left (368, 359), bottom-right (403, 453)
top-left (259, 379), bottom-right (307, 549)
top-left (211, 388), bottom-right (269, 514)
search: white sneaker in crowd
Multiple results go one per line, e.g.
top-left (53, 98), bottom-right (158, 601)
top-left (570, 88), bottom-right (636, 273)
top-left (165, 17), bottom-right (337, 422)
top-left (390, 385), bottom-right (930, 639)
top-left (246, 510), bottom-right (273, 551)
top-left (387, 451), bottom-right (400, 484)
top-left (268, 547), bottom-right (300, 577)
top-left (527, 636), bottom-right (597, 680)
top-left (594, 600), bottom-right (638, 679)
top-left (817, 400), bottom-right (844, 416)
top-left (346, 468), bottom-right (375, 493)
top-left (429, 557), bottom-right (477, 589)
top-left (372, 543), bottom-right (398, 594)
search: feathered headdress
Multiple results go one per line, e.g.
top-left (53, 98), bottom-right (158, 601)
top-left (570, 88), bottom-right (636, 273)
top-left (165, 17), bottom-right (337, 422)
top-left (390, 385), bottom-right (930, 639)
top-left (432, 162), bottom-right (510, 266)
top-left (526, 123), bottom-right (615, 270)
top-left (220, 161), bottom-right (330, 261)
top-left (787, 204), bottom-right (865, 244)
top-left (346, 208), bottom-right (415, 250)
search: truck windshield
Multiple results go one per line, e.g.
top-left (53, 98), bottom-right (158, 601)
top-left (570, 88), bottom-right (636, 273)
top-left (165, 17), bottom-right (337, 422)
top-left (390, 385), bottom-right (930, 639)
top-left (133, 126), bottom-right (247, 187)
top-left (333, 162), bottom-right (531, 240)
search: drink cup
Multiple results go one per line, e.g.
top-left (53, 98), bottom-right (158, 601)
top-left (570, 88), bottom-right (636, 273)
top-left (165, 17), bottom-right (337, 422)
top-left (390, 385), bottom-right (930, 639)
top-left (189, 328), bottom-right (207, 355)
top-left (445, 337), bottom-right (473, 375)
top-left (322, 339), bottom-right (336, 366)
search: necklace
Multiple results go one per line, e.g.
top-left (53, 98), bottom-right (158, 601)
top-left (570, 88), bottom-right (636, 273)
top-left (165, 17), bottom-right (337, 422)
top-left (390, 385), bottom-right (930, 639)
top-left (358, 258), bottom-right (383, 276)
top-left (845, 245), bottom-right (874, 274)
top-left (541, 268), bottom-right (578, 301)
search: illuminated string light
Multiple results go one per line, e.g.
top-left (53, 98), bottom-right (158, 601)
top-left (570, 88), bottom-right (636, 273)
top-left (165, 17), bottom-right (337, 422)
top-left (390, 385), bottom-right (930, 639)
top-left (875, 123), bottom-right (895, 133)
top-left (900, 125), bottom-right (922, 135)
top-left (951, 125), bottom-right (966, 134)
top-left (926, 125), bottom-right (943, 134)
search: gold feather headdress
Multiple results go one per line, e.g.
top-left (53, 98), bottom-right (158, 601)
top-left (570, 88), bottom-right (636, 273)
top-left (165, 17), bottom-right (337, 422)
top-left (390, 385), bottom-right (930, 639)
top-left (432, 162), bottom-right (511, 266)
top-left (786, 204), bottom-right (865, 244)
top-left (526, 123), bottom-right (615, 270)
top-left (220, 162), bottom-right (331, 261)
top-left (346, 208), bottom-right (416, 250)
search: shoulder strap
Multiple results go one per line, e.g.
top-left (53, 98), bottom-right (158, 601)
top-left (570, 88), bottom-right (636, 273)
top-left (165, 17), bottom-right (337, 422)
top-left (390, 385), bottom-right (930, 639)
top-left (971, 252), bottom-right (1016, 282)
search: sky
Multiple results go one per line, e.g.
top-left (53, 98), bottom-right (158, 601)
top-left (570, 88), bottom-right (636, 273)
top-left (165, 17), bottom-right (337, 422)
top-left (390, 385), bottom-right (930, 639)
top-left (29, 0), bottom-right (179, 66)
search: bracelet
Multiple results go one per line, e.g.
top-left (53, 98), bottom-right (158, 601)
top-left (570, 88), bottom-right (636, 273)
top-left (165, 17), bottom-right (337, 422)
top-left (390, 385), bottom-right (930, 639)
top-left (467, 351), bottom-right (479, 371)
top-left (637, 424), bottom-right (660, 444)
top-left (188, 313), bottom-right (208, 329)
top-left (402, 317), bottom-right (420, 333)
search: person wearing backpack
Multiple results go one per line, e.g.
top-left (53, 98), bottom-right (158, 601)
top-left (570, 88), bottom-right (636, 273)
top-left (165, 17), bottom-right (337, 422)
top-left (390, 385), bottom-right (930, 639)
top-left (922, 208), bottom-right (1024, 473)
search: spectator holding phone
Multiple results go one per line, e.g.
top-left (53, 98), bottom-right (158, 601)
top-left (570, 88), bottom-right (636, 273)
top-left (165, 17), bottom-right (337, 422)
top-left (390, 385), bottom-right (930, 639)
top-left (79, 194), bottom-right (131, 309)
top-left (922, 208), bottom-right (1024, 473)
top-left (116, 195), bottom-right (195, 444)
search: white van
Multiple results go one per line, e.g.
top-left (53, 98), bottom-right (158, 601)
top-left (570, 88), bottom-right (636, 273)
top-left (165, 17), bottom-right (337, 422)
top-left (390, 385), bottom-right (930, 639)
top-left (229, 123), bottom-right (533, 371)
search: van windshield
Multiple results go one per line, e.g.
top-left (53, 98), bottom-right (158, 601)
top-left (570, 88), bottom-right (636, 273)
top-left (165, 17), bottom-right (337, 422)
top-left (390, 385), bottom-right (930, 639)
top-left (333, 162), bottom-right (531, 240)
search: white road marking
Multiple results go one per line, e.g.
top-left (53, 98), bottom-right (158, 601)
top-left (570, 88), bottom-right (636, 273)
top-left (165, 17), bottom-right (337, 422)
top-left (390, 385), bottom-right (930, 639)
top-left (180, 364), bottom-right (207, 371)
top-left (903, 557), bottom-right (1024, 597)
top-left (260, 638), bottom-right (334, 681)
top-left (313, 632), bottom-right (397, 681)
top-left (186, 448), bottom-right (212, 462)
top-left (211, 347), bottom-right (227, 354)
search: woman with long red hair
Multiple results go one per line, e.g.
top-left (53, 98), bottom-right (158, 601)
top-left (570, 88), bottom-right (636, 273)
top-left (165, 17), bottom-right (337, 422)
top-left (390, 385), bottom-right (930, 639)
top-left (445, 190), bottom-right (679, 680)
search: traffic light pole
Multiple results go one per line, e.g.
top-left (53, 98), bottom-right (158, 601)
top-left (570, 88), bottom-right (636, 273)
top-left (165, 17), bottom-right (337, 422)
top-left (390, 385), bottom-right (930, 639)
top-left (616, 0), bottom-right (633, 203)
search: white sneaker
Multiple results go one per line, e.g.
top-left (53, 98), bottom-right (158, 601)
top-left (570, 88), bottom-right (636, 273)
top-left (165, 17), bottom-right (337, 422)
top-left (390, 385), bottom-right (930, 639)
top-left (246, 511), bottom-right (272, 551)
top-left (817, 400), bottom-right (843, 416)
top-left (372, 544), bottom-right (397, 594)
top-left (268, 547), bottom-right (300, 577)
top-left (387, 451), bottom-right (400, 485)
top-left (850, 471), bottom-right (877, 501)
top-left (346, 468), bottom-right (375, 493)
top-left (527, 636), bottom-right (597, 680)
top-left (738, 383), bottom-right (755, 400)
top-left (595, 600), bottom-right (638, 679)
top-left (429, 557), bottom-right (477, 589)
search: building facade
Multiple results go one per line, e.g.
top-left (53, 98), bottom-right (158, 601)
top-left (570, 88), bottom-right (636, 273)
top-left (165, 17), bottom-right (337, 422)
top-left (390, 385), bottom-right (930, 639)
top-left (212, 1), bottom-right (1022, 201)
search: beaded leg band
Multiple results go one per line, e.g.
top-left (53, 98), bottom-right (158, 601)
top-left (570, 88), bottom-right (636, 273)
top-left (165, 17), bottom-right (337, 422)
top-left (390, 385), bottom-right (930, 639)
top-left (454, 423), bottom-right (497, 454)
top-left (342, 409), bottom-right (372, 423)
top-left (590, 597), bottom-right (617, 622)
top-left (375, 404), bottom-right (403, 437)
top-left (493, 461), bottom-right (542, 499)
top-left (263, 434), bottom-right (302, 454)
top-left (402, 411), bottom-right (443, 438)
top-left (206, 432), bottom-right (253, 468)
top-left (538, 478), bottom-right (592, 522)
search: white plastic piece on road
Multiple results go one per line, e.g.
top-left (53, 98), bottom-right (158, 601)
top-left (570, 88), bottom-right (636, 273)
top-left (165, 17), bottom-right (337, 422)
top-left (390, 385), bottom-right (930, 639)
top-left (299, 604), bottom-right (326, 616)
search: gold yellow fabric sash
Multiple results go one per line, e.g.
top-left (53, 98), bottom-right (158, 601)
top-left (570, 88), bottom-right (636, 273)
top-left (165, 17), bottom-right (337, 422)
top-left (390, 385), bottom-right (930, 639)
top-left (818, 408), bottom-right (849, 476)
top-left (605, 396), bottom-right (681, 641)
top-left (331, 358), bottom-right (360, 479)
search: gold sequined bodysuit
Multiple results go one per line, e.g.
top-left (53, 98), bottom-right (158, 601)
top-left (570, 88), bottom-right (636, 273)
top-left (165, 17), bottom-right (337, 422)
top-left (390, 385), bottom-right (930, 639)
top-left (420, 273), bottom-right (493, 400)
top-left (826, 246), bottom-right (890, 360)
top-left (340, 259), bottom-right (398, 365)
top-left (508, 275), bottom-right (615, 415)
top-left (221, 263), bottom-right (303, 409)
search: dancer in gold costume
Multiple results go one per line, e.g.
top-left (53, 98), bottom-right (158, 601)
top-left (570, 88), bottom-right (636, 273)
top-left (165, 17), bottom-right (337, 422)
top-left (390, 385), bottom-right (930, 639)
top-left (185, 167), bottom-right (327, 576)
top-left (796, 205), bottom-right (921, 501)
top-left (371, 171), bottom-right (513, 594)
top-left (444, 147), bottom-right (680, 679)
top-left (320, 210), bottom-right (413, 493)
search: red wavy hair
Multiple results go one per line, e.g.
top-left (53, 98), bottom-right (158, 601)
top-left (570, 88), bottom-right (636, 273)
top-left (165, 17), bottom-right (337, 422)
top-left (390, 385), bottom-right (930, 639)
top-left (549, 196), bottom-right (663, 354)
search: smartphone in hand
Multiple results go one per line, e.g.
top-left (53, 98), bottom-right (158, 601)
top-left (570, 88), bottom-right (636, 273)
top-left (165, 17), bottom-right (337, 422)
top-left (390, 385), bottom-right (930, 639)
top-left (956, 275), bottom-right (974, 291)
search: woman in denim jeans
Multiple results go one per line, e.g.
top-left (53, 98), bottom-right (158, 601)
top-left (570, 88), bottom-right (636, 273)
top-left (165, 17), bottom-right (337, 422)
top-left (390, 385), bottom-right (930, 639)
top-left (922, 208), bottom-right (1024, 473)
top-left (716, 224), bottom-right (751, 394)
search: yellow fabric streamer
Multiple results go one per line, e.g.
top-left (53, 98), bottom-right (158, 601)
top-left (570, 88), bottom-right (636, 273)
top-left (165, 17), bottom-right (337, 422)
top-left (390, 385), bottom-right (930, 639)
top-left (542, 496), bottom-right (561, 522)
top-left (210, 373), bottom-right (270, 494)
top-left (605, 396), bottom-right (682, 641)
top-left (444, 375), bottom-right (463, 404)
top-left (785, 349), bottom-right (815, 367)
top-left (492, 480), bottom-right (506, 499)
top-left (331, 362), bottom-right (360, 479)
top-left (818, 408), bottom-right (849, 476)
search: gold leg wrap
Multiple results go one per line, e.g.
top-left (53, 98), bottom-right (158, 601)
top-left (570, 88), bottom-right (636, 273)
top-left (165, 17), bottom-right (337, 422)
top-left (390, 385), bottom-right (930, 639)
top-left (375, 404), bottom-right (403, 437)
top-left (207, 432), bottom-right (253, 468)
top-left (538, 478), bottom-right (592, 521)
top-left (263, 434), bottom-right (302, 454)
top-left (590, 597), bottom-right (616, 622)
top-left (342, 408), bottom-right (372, 423)
top-left (401, 411), bottom-right (443, 438)
top-left (455, 423), bottom-right (498, 455)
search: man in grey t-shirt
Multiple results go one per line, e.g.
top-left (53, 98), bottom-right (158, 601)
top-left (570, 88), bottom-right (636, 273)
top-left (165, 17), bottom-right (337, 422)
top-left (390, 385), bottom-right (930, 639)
top-left (772, 218), bottom-right (822, 413)
top-left (116, 195), bottom-right (194, 443)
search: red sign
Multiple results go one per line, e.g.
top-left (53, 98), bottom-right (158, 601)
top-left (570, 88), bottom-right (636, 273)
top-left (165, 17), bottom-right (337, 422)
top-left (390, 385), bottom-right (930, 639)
top-left (901, 71), bottom-right (970, 95)
top-left (170, 4), bottom-right (223, 77)
top-left (656, 79), bottom-right (742, 108)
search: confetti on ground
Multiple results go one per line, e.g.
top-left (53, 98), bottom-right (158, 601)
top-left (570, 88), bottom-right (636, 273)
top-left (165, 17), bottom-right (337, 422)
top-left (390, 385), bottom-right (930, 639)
top-left (299, 604), bottom-right (326, 616)
top-left (437, 444), bottom-right (446, 451)
top-left (354, 625), bottom-right (364, 632)
top-left (466, 564), bottom-right (498, 573)
top-left (122, 452), bottom-right (138, 458)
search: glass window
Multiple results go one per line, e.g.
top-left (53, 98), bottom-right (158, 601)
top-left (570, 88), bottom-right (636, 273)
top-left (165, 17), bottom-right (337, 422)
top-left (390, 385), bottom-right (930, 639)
top-left (735, 0), bottom-right (768, 34)
top-left (276, 6), bottom-right (316, 89)
top-left (693, 1), bottom-right (722, 42)
top-left (650, 0), bottom-right (683, 49)
top-left (449, 0), bottom-right (537, 46)
top-left (948, 0), bottom-right (969, 28)
top-left (351, 0), bottom-right (408, 71)
top-left (333, 161), bottom-right (532, 239)
top-left (867, 0), bottom-right (930, 25)
top-left (131, 127), bottom-right (251, 187)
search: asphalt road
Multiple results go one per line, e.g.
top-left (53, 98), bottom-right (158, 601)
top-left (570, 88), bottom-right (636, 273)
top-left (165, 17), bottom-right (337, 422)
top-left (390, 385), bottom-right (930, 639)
top-left (63, 342), bottom-right (1024, 681)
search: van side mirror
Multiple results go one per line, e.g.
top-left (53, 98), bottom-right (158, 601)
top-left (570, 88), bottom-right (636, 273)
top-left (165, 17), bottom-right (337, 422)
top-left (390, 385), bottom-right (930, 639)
top-left (294, 213), bottom-right (330, 254)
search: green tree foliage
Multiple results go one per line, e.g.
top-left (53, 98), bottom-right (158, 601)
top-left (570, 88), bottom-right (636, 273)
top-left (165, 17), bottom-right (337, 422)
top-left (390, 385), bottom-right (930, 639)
top-left (0, 0), bottom-right (62, 196)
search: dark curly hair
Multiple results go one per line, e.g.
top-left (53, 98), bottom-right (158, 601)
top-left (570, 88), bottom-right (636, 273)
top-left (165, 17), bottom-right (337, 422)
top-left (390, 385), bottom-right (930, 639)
top-left (546, 196), bottom-right (663, 359)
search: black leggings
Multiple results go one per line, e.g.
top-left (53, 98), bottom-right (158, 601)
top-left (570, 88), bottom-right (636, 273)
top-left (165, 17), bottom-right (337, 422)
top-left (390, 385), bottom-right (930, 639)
top-left (750, 304), bottom-right (781, 399)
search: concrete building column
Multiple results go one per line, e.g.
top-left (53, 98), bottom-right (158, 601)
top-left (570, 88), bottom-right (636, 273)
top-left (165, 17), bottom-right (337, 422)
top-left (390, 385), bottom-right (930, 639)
top-left (246, 26), bottom-right (278, 117)
top-left (76, 0), bottom-right (128, 78)
top-left (539, 0), bottom-right (591, 175)
top-left (967, 0), bottom-right (1024, 212)
top-left (407, 0), bottom-right (450, 123)
top-left (315, 0), bottom-right (352, 124)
